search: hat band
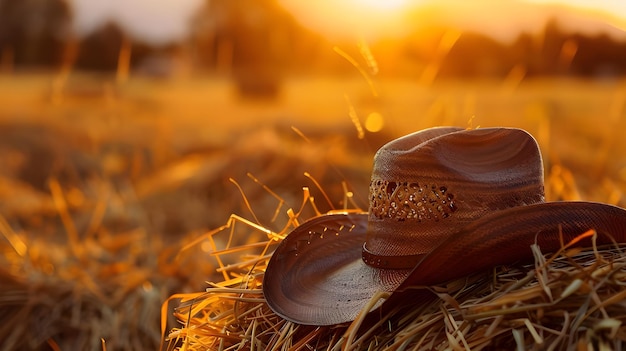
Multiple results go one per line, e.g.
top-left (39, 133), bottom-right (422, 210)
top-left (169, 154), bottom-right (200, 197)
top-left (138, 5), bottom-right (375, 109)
top-left (362, 243), bottom-right (423, 270)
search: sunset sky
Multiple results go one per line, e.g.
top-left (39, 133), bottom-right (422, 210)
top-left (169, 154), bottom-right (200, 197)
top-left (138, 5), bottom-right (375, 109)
top-left (278, 0), bottom-right (626, 42)
top-left (69, 0), bottom-right (204, 44)
top-left (67, 0), bottom-right (626, 44)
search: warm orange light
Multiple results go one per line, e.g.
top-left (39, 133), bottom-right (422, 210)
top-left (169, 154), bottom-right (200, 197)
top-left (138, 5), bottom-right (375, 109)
top-left (365, 112), bottom-right (385, 133)
top-left (278, 0), bottom-right (418, 39)
top-left (353, 0), bottom-right (411, 12)
top-left (279, 0), bottom-right (626, 43)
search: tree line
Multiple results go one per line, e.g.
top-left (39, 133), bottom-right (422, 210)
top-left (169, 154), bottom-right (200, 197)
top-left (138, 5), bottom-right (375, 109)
top-left (2, 0), bottom-right (626, 81)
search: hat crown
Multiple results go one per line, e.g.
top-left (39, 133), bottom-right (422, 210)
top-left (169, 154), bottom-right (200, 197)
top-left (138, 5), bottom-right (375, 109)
top-left (364, 128), bottom-right (545, 268)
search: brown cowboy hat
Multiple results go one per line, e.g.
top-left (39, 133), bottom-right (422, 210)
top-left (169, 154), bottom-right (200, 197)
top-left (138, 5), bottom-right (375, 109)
top-left (263, 127), bottom-right (626, 326)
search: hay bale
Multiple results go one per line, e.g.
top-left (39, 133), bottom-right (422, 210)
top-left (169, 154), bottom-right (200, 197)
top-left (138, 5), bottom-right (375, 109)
top-left (163, 204), bottom-right (626, 350)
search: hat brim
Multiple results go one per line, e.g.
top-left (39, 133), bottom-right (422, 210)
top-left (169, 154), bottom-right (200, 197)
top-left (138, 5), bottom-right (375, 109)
top-left (264, 202), bottom-right (626, 326)
top-left (263, 212), bottom-right (406, 325)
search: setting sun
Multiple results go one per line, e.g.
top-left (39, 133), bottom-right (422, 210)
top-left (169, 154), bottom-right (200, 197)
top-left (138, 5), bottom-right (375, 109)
top-left (279, 0), bottom-right (626, 43)
top-left (356, 0), bottom-right (411, 11)
top-left (278, 0), bottom-right (417, 39)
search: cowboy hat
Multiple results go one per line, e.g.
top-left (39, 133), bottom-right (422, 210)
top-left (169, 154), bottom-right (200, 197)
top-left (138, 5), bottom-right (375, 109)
top-left (263, 127), bottom-right (626, 326)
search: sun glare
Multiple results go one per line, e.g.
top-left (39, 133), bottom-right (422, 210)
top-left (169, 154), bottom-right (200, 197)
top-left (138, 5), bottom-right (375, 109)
top-left (357, 0), bottom-right (410, 11)
top-left (278, 0), bottom-right (417, 39)
top-left (280, 0), bottom-right (626, 42)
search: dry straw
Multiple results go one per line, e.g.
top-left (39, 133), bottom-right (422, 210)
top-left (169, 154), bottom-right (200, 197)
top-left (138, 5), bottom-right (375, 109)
top-left (0, 178), bottom-right (168, 350)
top-left (162, 174), bottom-right (626, 350)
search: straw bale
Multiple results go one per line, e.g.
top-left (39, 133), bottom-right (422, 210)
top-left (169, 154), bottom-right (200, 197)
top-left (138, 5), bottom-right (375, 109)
top-left (163, 205), bottom-right (626, 350)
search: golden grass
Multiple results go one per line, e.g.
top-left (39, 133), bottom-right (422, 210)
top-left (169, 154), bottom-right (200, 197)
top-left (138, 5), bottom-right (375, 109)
top-left (0, 176), bottom-right (177, 350)
top-left (163, 228), bottom-right (626, 350)
top-left (0, 74), bottom-right (625, 350)
top-left (162, 172), bottom-right (626, 351)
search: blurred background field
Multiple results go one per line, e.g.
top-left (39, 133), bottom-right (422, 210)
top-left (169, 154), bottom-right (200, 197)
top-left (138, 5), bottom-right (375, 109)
top-left (1, 0), bottom-right (626, 350)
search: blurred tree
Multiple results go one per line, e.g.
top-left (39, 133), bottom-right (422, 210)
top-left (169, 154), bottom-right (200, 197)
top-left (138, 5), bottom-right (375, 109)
top-left (74, 22), bottom-right (124, 71)
top-left (509, 32), bottom-right (540, 76)
top-left (190, 0), bottom-right (326, 97)
top-left (198, 0), bottom-right (290, 97)
top-left (392, 18), bottom-right (626, 80)
top-left (438, 32), bottom-right (511, 78)
top-left (73, 22), bottom-right (155, 73)
top-left (537, 19), bottom-right (567, 75)
top-left (570, 32), bottom-right (626, 77)
top-left (0, 0), bottom-right (72, 69)
top-left (2, 0), bottom-right (626, 80)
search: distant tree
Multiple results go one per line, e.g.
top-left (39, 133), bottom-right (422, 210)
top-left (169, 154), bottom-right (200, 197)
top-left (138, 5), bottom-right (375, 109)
top-left (73, 22), bottom-right (155, 73)
top-left (509, 32), bottom-right (540, 76)
top-left (0, 0), bottom-right (72, 69)
top-left (192, 0), bottom-right (289, 97)
top-left (536, 19), bottom-right (568, 75)
top-left (74, 22), bottom-right (125, 71)
top-left (190, 0), bottom-right (327, 97)
top-left (570, 33), bottom-right (626, 77)
top-left (438, 32), bottom-right (511, 78)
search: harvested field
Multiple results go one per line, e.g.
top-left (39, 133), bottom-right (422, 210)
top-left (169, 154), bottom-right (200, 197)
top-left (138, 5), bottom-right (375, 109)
top-left (0, 73), bottom-right (625, 350)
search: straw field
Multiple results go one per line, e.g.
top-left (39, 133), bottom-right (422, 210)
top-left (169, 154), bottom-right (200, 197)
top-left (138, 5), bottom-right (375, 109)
top-left (0, 73), bottom-right (625, 350)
